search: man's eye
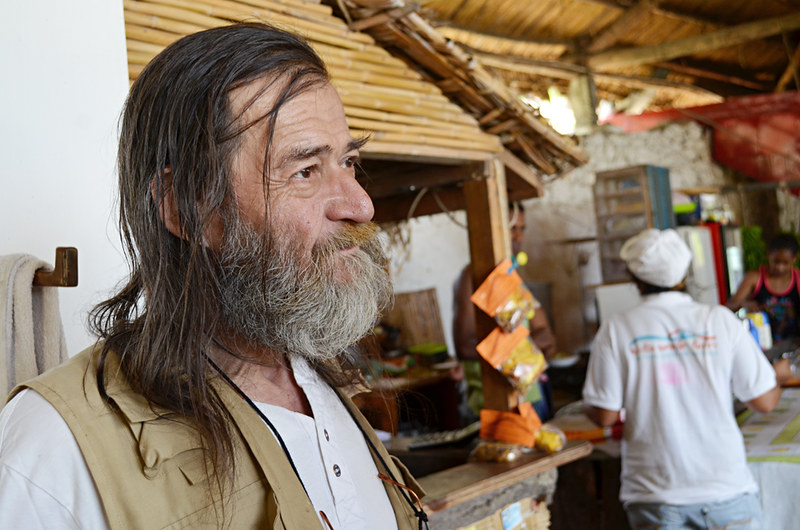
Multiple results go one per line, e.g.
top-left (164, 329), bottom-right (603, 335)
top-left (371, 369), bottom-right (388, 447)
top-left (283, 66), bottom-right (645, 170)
top-left (342, 156), bottom-right (359, 169)
top-left (294, 167), bottom-right (314, 179)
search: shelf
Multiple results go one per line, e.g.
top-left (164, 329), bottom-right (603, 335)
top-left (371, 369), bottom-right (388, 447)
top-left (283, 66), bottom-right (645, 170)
top-left (593, 188), bottom-right (643, 199)
top-left (595, 209), bottom-right (646, 220)
top-left (596, 229), bottom-right (641, 241)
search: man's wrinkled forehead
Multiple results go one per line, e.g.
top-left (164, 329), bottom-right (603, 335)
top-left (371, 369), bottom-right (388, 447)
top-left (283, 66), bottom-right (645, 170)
top-left (227, 74), bottom-right (286, 131)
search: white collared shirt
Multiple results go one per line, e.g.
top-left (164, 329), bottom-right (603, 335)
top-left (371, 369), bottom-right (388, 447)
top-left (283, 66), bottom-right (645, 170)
top-left (0, 357), bottom-right (397, 529)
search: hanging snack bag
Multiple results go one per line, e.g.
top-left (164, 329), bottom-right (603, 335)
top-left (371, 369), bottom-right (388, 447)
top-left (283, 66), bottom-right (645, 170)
top-left (471, 253), bottom-right (539, 332)
top-left (476, 326), bottom-right (547, 395)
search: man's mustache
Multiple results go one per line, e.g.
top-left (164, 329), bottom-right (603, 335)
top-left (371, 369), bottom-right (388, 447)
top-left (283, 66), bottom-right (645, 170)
top-left (314, 222), bottom-right (381, 257)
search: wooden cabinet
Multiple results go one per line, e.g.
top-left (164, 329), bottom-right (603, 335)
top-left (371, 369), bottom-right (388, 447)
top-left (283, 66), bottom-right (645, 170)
top-left (593, 165), bottom-right (674, 283)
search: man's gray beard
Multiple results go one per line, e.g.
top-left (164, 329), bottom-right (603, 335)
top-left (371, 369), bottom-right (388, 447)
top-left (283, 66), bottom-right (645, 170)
top-left (217, 217), bottom-right (392, 363)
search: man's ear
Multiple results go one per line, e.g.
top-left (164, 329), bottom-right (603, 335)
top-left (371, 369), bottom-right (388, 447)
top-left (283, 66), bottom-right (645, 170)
top-left (151, 168), bottom-right (183, 239)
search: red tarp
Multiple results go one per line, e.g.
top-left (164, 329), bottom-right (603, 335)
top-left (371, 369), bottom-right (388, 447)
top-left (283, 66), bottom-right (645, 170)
top-left (602, 92), bottom-right (800, 183)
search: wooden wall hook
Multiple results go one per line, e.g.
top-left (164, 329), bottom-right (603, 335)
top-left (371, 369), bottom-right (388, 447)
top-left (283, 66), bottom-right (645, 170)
top-left (33, 247), bottom-right (78, 287)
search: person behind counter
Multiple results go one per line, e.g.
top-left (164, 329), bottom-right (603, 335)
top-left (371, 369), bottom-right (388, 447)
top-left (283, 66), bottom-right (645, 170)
top-left (453, 202), bottom-right (556, 420)
top-left (728, 233), bottom-right (800, 343)
top-left (0, 23), bottom-right (426, 529)
top-left (583, 228), bottom-right (784, 530)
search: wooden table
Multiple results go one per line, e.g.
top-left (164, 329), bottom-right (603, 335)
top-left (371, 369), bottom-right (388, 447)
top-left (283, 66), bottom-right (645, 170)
top-left (740, 387), bottom-right (800, 530)
top-left (418, 441), bottom-right (592, 528)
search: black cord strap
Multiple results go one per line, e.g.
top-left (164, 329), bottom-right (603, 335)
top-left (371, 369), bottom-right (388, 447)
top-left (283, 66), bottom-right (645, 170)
top-left (205, 348), bottom-right (309, 498)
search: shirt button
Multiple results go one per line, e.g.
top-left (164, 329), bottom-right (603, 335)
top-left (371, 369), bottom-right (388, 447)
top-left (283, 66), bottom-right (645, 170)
top-left (324, 429), bottom-right (330, 441)
top-left (333, 464), bottom-right (341, 477)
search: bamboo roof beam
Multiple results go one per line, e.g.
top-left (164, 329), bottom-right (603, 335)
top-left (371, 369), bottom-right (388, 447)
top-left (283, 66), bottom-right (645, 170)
top-left (351, 129), bottom-right (501, 153)
top-left (347, 117), bottom-right (498, 145)
top-left (361, 142), bottom-right (495, 165)
top-left (126, 0), bottom-right (368, 52)
top-left (127, 0), bottom-right (372, 44)
top-left (346, 107), bottom-right (493, 136)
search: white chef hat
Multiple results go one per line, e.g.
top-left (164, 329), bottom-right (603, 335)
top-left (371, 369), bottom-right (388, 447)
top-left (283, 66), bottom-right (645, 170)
top-left (619, 228), bottom-right (692, 288)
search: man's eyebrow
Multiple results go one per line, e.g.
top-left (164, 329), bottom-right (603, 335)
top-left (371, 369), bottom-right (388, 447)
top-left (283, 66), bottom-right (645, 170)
top-left (348, 137), bottom-right (369, 152)
top-left (276, 144), bottom-right (331, 170)
top-left (275, 137), bottom-right (368, 170)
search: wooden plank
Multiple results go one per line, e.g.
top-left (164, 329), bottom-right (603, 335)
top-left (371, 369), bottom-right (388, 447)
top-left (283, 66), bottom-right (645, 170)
top-left (588, 12), bottom-right (800, 70)
top-left (419, 441), bottom-right (593, 513)
top-left (463, 160), bottom-right (516, 412)
top-left (360, 162), bottom-right (483, 199)
top-left (371, 186), bottom-right (466, 223)
top-left (498, 149), bottom-right (543, 198)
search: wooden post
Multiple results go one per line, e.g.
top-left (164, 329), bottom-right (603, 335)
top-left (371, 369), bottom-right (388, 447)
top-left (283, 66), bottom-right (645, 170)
top-left (568, 74), bottom-right (598, 134)
top-left (463, 158), bottom-right (516, 412)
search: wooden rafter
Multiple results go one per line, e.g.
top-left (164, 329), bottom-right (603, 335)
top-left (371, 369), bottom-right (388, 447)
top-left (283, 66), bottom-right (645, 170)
top-left (586, 0), bottom-right (657, 54)
top-left (653, 61), bottom-right (771, 92)
top-left (588, 12), bottom-right (800, 70)
top-left (475, 51), bottom-right (721, 100)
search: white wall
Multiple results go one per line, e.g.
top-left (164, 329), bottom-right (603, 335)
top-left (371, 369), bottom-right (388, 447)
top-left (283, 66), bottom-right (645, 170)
top-left (1, 1), bottom-right (130, 355)
top-left (388, 211), bottom-right (471, 356)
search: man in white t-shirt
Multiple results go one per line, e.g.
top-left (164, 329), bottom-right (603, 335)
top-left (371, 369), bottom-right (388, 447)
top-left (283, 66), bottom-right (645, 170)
top-left (583, 228), bottom-right (783, 529)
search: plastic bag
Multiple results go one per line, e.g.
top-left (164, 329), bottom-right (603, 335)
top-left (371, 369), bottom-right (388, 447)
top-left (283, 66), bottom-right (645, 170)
top-left (494, 285), bottom-right (538, 333)
top-left (477, 328), bottom-right (547, 396)
top-left (469, 440), bottom-right (532, 463)
top-left (534, 424), bottom-right (566, 454)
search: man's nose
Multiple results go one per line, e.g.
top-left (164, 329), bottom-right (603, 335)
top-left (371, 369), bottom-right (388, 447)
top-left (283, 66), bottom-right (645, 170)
top-left (327, 169), bottom-right (374, 223)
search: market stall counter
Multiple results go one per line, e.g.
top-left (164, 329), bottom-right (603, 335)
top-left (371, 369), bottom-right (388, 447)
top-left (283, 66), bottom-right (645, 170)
top-left (415, 441), bottom-right (592, 529)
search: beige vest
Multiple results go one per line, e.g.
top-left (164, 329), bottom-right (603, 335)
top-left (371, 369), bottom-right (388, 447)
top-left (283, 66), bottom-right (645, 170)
top-left (10, 345), bottom-right (425, 529)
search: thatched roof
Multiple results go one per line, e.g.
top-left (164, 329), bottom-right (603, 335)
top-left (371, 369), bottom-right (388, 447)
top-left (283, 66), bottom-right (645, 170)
top-left (416, 0), bottom-right (800, 113)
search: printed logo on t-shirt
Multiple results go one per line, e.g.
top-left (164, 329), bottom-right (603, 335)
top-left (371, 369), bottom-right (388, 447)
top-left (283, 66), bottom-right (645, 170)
top-left (628, 329), bottom-right (717, 358)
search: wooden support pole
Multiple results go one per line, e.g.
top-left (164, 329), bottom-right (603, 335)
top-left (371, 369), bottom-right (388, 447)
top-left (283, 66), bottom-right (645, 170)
top-left (588, 12), bottom-right (800, 70)
top-left (463, 158), bottom-right (516, 412)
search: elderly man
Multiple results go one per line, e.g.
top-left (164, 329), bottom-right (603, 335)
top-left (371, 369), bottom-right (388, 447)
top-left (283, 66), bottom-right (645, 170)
top-left (0, 23), bottom-right (425, 529)
top-left (583, 228), bottom-right (782, 530)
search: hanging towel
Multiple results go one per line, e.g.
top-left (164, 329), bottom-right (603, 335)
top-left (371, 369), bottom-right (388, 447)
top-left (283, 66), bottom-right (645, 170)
top-left (0, 254), bottom-right (68, 399)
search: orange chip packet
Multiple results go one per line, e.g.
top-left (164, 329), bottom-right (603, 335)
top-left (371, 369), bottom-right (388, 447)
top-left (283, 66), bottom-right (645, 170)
top-left (479, 402), bottom-right (542, 448)
top-left (471, 257), bottom-right (539, 332)
top-left (470, 258), bottom-right (522, 318)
